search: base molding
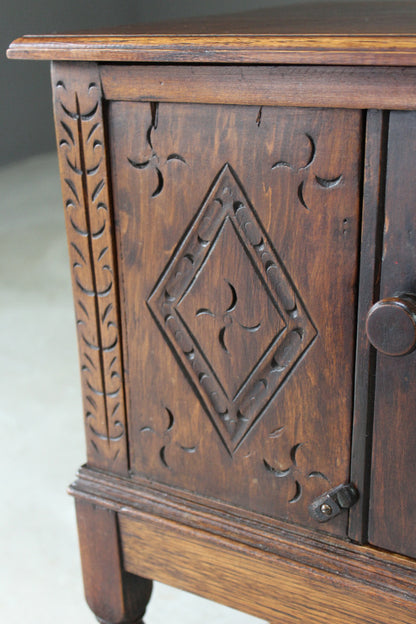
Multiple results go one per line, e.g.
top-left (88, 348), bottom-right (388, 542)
top-left (119, 512), bottom-right (415, 624)
top-left (70, 466), bottom-right (416, 624)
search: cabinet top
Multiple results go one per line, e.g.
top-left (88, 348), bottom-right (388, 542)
top-left (7, 0), bottom-right (416, 65)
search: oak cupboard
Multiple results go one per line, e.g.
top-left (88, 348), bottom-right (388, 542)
top-left (7, 2), bottom-right (416, 622)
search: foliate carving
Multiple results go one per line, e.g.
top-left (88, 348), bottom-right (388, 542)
top-left (148, 164), bottom-right (317, 454)
top-left (52, 63), bottom-right (127, 473)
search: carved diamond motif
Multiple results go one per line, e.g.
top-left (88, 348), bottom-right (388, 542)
top-left (177, 218), bottom-right (286, 400)
top-left (148, 164), bottom-right (316, 453)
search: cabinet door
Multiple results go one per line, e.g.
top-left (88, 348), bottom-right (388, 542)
top-left (109, 101), bottom-right (363, 537)
top-left (368, 111), bottom-right (416, 558)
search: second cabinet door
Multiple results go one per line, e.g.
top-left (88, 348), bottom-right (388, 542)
top-left (368, 111), bottom-right (416, 558)
top-left (109, 102), bottom-right (363, 537)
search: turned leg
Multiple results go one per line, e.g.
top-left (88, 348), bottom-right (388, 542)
top-left (75, 498), bottom-right (152, 624)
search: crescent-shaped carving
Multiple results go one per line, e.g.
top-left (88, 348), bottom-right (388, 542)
top-left (225, 280), bottom-right (237, 313)
top-left (299, 133), bottom-right (316, 170)
top-left (263, 458), bottom-right (291, 478)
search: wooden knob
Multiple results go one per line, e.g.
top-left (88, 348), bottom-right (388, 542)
top-left (366, 294), bottom-right (416, 356)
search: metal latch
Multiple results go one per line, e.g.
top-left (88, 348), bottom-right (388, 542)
top-left (309, 483), bottom-right (359, 523)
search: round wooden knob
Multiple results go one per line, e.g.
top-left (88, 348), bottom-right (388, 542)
top-left (366, 294), bottom-right (416, 356)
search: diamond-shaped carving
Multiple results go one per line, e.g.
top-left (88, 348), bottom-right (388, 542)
top-left (148, 164), bottom-right (316, 453)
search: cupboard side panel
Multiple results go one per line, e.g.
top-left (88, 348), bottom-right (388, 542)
top-left (109, 100), bottom-right (363, 536)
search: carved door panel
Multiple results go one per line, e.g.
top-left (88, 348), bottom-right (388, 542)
top-left (109, 102), bottom-right (363, 537)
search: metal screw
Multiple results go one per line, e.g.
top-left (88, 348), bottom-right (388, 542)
top-left (320, 503), bottom-right (333, 516)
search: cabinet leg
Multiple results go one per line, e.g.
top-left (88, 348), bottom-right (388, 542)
top-left (75, 498), bottom-right (152, 624)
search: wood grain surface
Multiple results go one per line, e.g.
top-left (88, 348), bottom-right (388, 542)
top-left (52, 62), bottom-right (129, 473)
top-left (109, 99), bottom-right (363, 536)
top-left (70, 466), bottom-right (416, 602)
top-left (7, 2), bottom-right (416, 65)
top-left (348, 109), bottom-right (388, 543)
top-left (100, 65), bottom-right (416, 112)
top-left (118, 509), bottom-right (416, 624)
top-left (11, 1), bottom-right (416, 619)
top-left (368, 111), bottom-right (416, 559)
top-left (75, 499), bottom-right (152, 623)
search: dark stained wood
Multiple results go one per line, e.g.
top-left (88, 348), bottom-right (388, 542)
top-left (368, 111), bottom-right (416, 559)
top-left (116, 509), bottom-right (416, 624)
top-left (366, 295), bottom-right (416, 356)
top-left (7, 2), bottom-right (416, 65)
top-left (100, 65), bottom-right (416, 112)
top-left (8, 34), bottom-right (416, 66)
top-left (348, 110), bottom-right (388, 543)
top-left (51, 62), bottom-right (129, 474)
top-left (75, 498), bottom-right (152, 624)
top-left (71, 466), bottom-right (416, 602)
top-left (109, 99), bottom-right (363, 536)
top-left (10, 4), bottom-right (416, 621)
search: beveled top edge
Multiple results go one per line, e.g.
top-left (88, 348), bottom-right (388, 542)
top-left (7, 2), bottom-right (416, 65)
top-left (7, 35), bottom-right (416, 66)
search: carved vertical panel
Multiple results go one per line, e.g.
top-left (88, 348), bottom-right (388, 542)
top-left (51, 62), bottom-right (127, 473)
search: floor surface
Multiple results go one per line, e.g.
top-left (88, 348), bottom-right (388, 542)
top-left (0, 153), bottom-right (266, 624)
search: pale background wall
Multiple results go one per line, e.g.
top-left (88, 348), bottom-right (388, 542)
top-left (2, 1), bottom-right (138, 166)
